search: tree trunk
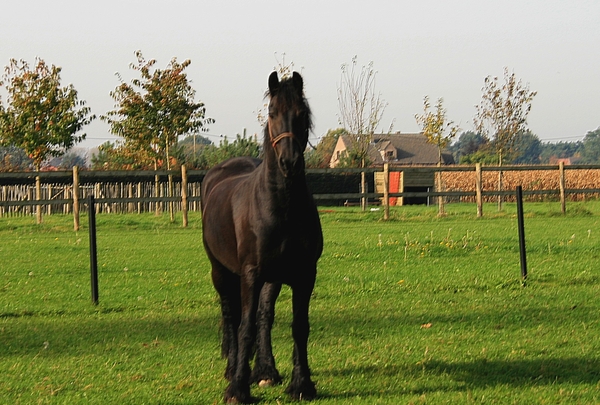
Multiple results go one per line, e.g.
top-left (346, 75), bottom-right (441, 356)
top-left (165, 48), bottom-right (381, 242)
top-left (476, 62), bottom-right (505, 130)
top-left (437, 163), bottom-right (445, 217)
top-left (360, 157), bottom-right (367, 211)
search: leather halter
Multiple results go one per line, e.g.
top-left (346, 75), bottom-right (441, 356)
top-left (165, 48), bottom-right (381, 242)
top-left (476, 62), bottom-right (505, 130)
top-left (268, 117), bottom-right (300, 149)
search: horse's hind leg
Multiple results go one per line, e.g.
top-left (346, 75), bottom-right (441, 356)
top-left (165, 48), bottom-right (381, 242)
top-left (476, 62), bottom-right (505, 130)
top-left (286, 277), bottom-right (317, 401)
top-left (211, 263), bottom-right (241, 382)
top-left (251, 282), bottom-right (283, 386)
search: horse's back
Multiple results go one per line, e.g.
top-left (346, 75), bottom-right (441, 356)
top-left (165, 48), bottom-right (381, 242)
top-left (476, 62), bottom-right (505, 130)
top-left (201, 157), bottom-right (261, 201)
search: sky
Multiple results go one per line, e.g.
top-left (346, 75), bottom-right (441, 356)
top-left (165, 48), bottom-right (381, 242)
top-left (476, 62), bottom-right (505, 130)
top-left (1, 0), bottom-right (599, 149)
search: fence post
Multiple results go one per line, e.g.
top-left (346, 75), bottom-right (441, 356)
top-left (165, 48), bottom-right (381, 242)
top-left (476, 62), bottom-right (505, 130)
top-left (436, 163), bottom-right (446, 216)
top-left (154, 174), bottom-right (160, 216)
top-left (181, 165), bottom-right (189, 228)
top-left (383, 163), bottom-right (389, 220)
top-left (559, 162), bottom-right (566, 214)
top-left (35, 175), bottom-right (42, 224)
top-left (516, 186), bottom-right (528, 281)
top-left (73, 166), bottom-right (80, 231)
top-left (137, 183), bottom-right (142, 214)
top-left (88, 195), bottom-right (99, 305)
top-left (168, 173), bottom-right (175, 223)
top-left (128, 183), bottom-right (134, 213)
top-left (476, 163), bottom-right (483, 218)
top-left (360, 170), bottom-right (367, 211)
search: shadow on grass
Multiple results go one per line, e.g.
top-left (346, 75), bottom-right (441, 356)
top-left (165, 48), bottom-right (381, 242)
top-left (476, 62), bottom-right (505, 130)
top-left (423, 357), bottom-right (600, 386)
top-left (0, 309), bottom-right (220, 357)
top-left (316, 357), bottom-right (600, 400)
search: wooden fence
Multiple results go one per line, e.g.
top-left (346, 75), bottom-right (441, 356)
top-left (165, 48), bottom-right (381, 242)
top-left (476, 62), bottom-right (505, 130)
top-left (2, 163), bottom-right (600, 227)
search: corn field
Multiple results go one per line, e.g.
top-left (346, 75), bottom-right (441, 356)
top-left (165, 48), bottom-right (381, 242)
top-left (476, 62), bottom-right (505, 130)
top-left (442, 168), bottom-right (600, 202)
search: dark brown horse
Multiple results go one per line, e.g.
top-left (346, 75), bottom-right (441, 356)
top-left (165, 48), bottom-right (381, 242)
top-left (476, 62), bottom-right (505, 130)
top-left (201, 72), bottom-right (323, 404)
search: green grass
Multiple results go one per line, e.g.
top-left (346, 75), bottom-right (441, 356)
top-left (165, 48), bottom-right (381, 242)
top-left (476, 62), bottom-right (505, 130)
top-left (1, 202), bottom-right (600, 404)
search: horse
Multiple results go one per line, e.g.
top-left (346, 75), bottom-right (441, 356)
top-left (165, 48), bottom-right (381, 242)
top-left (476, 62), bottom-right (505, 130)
top-left (201, 71), bottom-right (323, 404)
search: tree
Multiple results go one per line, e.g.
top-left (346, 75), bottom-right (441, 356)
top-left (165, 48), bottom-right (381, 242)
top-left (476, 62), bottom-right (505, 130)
top-left (91, 140), bottom-right (157, 170)
top-left (511, 130), bottom-right (542, 164)
top-left (415, 96), bottom-right (459, 165)
top-left (102, 51), bottom-right (214, 171)
top-left (202, 134), bottom-right (260, 168)
top-left (337, 56), bottom-right (388, 168)
top-left (474, 67), bottom-right (537, 210)
top-left (450, 131), bottom-right (487, 163)
top-left (540, 140), bottom-right (583, 163)
top-left (0, 58), bottom-right (94, 171)
top-left (337, 56), bottom-right (388, 210)
top-left (415, 96), bottom-right (459, 215)
top-left (581, 127), bottom-right (600, 164)
top-left (474, 68), bottom-right (537, 165)
top-left (459, 148), bottom-right (498, 165)
top-left (305, 128), bottom-right (347, 169)
top-left (58, 149), bottom-right (88, 169)
top-left (0, 145), bottom-right (33, 171)
top-left (175, 133), bottom-right (212, 169)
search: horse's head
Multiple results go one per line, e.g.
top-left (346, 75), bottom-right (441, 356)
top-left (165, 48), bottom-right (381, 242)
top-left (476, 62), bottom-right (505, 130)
top-left (267, 71), bottom-right (312, 178)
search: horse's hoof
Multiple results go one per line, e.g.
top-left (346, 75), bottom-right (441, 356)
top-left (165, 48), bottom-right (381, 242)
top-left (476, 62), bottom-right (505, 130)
top-left (258, 379), bottom-right (275, 388)
top-left (286, 380), bottom-right (316, 401)
top-left (225, 384), bottom-right (253, 404)
top-left (225, 394), bottom-right (255, 404)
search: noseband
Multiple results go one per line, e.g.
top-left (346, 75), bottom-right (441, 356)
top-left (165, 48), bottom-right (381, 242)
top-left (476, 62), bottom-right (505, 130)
top-left (268, 118), bottom-right (301, 150)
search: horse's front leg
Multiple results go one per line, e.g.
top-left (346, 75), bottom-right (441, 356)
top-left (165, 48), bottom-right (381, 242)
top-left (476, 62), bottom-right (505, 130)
top-left (286, 274), bottom-right (317, 401)
top-left (224, 273), bottom-right (262, 404)
top-left (210, 262), bottom-right (241, 382)
top-left (251, 282), bottom-right (283, 386)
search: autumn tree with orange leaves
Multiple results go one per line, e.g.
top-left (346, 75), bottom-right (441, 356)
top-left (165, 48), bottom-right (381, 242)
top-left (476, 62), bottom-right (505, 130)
top-left (0, 58), bottom-right (94, 171)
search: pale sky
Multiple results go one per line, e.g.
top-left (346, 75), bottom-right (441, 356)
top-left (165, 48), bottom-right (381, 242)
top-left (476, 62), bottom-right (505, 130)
top-left (2, 0), bottom-right (599, 149)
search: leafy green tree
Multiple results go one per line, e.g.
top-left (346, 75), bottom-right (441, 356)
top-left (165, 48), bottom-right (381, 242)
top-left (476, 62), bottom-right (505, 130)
top-left (415, 96), bottom-right (459, 165)
top-left (336, 147), bottom-right (372, 169)
top-left (581, 127), bottom-right (600, 164)
top-left (512, 130), bottom-right (542, 164)
top-left (102, 51), bottom-right (214, 170)
top-left (540, 140), bottom-right (583, 163)
top-left (91, 141), bottom-right (155, 170)
top-left (58, 150), bottom-right (88, 169)
top-left (174, 133), bottom-right (212, 168)
top-left (0, 145), bottom-right (33, 171)
top-left (450, 131), bottom-right (487, 163)
top-left (415, 96), bottom-right (459, 215)
top-left (202, 134), bottom-right (260, 168)
top-left (474, 67), bottom-right (536, 210)
top-left (459, 148), bottom-right (499, 165)
top-left (305, 128), bottom-right (347, 169)
top-left (474, 67), bottom-right (537, 165)
top-left (0, 58), bottom-right (94, 171)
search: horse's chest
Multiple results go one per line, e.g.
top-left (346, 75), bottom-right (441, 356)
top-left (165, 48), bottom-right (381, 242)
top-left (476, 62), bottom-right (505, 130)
top-left (259, 222), bottom-right (317, 263)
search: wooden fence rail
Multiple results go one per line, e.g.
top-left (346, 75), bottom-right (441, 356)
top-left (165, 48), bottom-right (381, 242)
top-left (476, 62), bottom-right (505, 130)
top-left (2, 163), bottom-right (600, 227)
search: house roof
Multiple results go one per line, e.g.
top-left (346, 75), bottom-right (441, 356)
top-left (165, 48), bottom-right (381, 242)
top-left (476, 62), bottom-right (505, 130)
top-left (374, 133), bottom-right (453, 165)
top-left (329, 132), bottom-right (455, 168)
top-left (372, 132), bottom-right (455, 165)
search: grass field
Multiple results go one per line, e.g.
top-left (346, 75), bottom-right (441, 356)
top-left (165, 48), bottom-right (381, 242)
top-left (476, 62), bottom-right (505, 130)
top-left (1, 202), bottom-right (599, 404)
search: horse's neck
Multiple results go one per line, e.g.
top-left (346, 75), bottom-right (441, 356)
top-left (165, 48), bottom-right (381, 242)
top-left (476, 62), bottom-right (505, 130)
top-left (259, 149), bottom-right (305, 207)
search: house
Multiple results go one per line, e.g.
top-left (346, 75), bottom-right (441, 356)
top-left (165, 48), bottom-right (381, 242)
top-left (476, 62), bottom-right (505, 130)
top-left (329, 132), bottom-right (455, 206)
top-left (329, 132), bottom-right (454, 168)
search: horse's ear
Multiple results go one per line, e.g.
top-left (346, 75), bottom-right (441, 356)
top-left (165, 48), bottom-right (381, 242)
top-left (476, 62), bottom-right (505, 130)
top-left (268, 71), bottom-right (279, 95)
top-left (292, 72), bottom-right (303, 94)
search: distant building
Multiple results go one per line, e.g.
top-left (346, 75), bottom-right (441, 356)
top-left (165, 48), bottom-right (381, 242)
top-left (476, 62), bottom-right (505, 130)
top-left (329, 132), bottom-right (455, 206)
top-left (329, 132), bottom-right (454, 168)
